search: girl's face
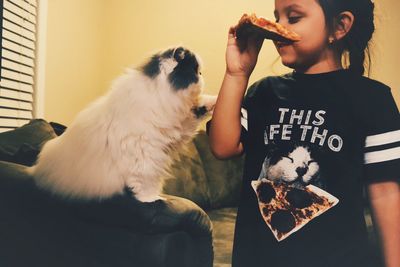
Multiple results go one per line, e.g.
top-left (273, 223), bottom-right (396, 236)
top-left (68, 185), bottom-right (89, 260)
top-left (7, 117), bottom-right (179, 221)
top-left (273, 0), bottom-right (332, 72)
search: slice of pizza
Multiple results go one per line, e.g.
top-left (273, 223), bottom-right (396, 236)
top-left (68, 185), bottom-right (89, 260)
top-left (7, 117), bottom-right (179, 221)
top-left (251, 179), bottom-right (339, 242)
top-left (234, 13), bottom-right (301, 42)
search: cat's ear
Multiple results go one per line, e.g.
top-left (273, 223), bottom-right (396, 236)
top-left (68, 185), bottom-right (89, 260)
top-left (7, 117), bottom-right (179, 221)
top-left (266, 141), bottom-right (279, 156)
top-left (292, 140), bottom-right (303, 150)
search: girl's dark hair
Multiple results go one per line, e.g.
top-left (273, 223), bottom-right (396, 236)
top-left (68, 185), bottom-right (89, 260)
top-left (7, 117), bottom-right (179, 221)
top-left (318, 0), bottom-right (375, 76)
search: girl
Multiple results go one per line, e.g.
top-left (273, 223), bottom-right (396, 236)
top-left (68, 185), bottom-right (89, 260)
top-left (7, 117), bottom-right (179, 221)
top-left (208, 0), bottom-right (400, 267)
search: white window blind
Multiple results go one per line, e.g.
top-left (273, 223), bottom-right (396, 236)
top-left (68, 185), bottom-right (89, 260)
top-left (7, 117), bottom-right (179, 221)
top-left (0, 0), bottom-right (37, 133)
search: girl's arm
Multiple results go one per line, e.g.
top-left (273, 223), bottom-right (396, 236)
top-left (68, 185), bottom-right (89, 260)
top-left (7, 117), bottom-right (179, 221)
top-left (368, 181), bottom-right (400, 267)
top-left (209, 72), bottom-right (248, 159)
top-left (209, 27), bottom-right (263, 159)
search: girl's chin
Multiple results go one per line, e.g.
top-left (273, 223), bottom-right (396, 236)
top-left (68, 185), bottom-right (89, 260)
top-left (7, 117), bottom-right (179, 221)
top-left (280, 58), bottom-right (297, 69)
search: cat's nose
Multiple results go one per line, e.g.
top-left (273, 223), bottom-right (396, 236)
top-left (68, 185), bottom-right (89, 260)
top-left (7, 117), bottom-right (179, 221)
top-left (296, 166), bottom-right (308, 177)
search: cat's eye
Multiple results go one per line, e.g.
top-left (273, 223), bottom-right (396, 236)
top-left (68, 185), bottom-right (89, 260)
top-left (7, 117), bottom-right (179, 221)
top-left (284, 156), bottom-right (294, 163)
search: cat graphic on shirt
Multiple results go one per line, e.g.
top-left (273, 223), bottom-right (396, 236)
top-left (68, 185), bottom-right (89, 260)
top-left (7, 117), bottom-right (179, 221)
top-left (258, 143), bottom-right (323, 189)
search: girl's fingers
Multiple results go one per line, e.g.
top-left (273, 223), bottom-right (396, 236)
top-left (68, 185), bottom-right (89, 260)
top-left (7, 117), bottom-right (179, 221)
top-left (255, 35), bottom-right (264, 50)
top-left (248, 34), bottom-right (264, 54)
top-left (228, 26), bottom-right (236, 38)
top-left (227, 26), bottom-right (237, 46)
top-left (228, 26), bottom-right (247, 52)
top-left (227, 26), bottom-right (264, 54)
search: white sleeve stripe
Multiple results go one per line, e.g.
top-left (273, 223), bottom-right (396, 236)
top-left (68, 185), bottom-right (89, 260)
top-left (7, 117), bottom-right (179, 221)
top-left (241, 108), bottom-right (248, 131)
top-left (365, 129), bottom-right (400, 148)
top-left (241, 117), bottom-right (248, 131)
top-left (364, 147), bottom-right (400, 164)
top-left (241, 108), bottom-right (248, 119)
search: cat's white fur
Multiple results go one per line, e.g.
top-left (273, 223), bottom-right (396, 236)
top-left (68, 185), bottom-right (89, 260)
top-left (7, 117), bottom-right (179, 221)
top-left (260, 146), bottom-right (319, 184)
top-left (29, 47), bottom-right (216, 202)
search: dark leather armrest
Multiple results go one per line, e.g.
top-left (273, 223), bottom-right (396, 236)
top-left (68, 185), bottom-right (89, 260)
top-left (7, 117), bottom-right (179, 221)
top-left (69, 191), bottom-right (213, 237)
top-left (147, 194), bottom-right (213, 237)
top-left (0, 161), bottom-right (213, 267)
top-left (68, 192), bottom-right (214, 267)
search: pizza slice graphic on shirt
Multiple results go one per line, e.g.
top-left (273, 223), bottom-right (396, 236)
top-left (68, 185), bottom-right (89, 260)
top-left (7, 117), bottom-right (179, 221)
top-left (251, 179), bottom-right (339, 242)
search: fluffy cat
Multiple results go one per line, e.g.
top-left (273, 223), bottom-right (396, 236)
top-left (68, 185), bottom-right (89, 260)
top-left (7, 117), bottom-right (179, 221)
top-left (30, 46), bottom-right (216, 202)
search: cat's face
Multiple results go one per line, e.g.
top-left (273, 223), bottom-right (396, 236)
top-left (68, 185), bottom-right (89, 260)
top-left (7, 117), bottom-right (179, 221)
top-left (262, 145), bottom-right (320, 185)
top-left (140, 46), bottom-right (203, 92)
top-left (139, 46), bottom-right (205, 114)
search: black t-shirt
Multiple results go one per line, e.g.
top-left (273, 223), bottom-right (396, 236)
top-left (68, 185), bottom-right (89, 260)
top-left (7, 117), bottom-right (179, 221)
top-left (232, 69), bottom-right (400, 267)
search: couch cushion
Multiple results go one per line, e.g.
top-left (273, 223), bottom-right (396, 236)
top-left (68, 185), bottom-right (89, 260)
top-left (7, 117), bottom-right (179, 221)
top-left (163, 140), bottom-right (211, 209)
top-left (0, 119), bottom-right (57, 166)
top-left (193, 131), bottom-right (244, 209)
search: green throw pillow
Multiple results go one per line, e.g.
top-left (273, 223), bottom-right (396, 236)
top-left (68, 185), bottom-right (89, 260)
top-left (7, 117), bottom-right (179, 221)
top-left (0, 119), bottom-right (57, 166)
top-left (163, 140), bottom-right (212, 210)
top-left (193, 131), bottom-right (244, 209)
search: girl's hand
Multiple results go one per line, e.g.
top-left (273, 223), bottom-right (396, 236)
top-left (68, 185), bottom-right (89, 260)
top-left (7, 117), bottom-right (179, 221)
top-left (225, 26), bottom-right (264, 78)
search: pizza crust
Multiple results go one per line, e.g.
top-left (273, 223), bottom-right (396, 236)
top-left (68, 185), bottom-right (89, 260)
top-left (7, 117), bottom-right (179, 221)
top-left (251, 179), bottom-right (339, 242)
top-left (234, 13), bottom-right (301, 42)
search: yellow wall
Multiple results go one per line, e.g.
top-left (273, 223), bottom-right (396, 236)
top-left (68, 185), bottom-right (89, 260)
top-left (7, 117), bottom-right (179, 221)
top-left (44, 0), bottom-right (108, 124)
top-left (371, 0), bottom-right (400, 102)
top-left (44, 0), bottom-right (400, 125)
top-left (101, 0), bottom-right (288, 93)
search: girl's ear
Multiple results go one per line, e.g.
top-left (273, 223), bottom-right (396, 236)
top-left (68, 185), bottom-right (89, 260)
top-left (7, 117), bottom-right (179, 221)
top-left (331, 11), bottom-right (355, 42)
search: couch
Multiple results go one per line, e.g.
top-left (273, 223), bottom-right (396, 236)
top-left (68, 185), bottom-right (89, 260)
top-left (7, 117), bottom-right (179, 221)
top-left (0, 119), bottom-right (244, 267)
top-left (163, 125), bottom-right (244, 267)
